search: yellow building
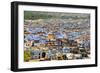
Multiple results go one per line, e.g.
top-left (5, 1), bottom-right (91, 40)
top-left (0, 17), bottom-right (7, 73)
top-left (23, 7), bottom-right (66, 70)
top-left (47, 33), bottom-right (55, 40)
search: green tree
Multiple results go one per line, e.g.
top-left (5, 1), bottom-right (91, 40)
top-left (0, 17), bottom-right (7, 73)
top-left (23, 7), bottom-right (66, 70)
top-left (24, 51), bottom-right (31, 62)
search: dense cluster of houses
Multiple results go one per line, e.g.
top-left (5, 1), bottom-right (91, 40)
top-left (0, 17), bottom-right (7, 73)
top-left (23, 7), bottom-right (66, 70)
top-left (24, 26), bottom-right (90, 62)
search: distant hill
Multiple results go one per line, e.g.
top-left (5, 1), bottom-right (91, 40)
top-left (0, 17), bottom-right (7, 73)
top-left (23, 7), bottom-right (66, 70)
top-left (24, 11), bottom-right (90, 20)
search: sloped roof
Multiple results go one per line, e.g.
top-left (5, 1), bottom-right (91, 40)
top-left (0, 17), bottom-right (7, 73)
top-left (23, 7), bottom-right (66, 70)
top-left (25, 34), bottom-right (41, 41)
top-left (55, 33), bottom-right (64, 39)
